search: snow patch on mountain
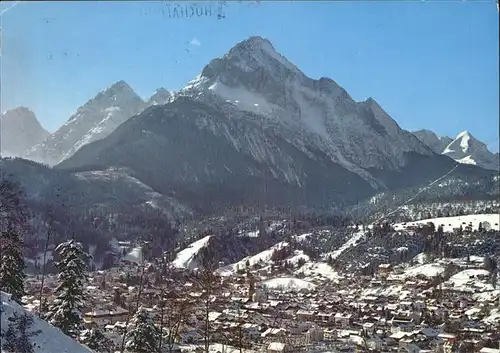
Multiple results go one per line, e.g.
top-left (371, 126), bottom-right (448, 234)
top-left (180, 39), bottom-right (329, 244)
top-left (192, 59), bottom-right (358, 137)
top-left (416, 129), bottom-right (499, 171)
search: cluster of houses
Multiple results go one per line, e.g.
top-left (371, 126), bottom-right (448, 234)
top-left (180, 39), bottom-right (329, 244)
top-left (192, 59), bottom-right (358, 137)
top-left (21, 246), bottom-right (500, 353)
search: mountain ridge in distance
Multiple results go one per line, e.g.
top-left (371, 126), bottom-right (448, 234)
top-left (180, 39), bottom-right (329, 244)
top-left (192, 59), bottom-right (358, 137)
top-left (1, 107), bottom-right (50, 158)
top-left (22, 81), bottom-right (177, 166)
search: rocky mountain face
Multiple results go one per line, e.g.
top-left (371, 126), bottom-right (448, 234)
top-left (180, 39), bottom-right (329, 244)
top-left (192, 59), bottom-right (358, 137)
top-left (0, 107), bottom-right (50, 158)
top-left (25, 81), bottom-right (148, 166)
top-left (180, 37), bottom-right (434, 185)
top-left (413, 129), bottom-right (453, 154)
top-left (55, 36), bottom-right (494, 214)
top-left (414, 130), bottom-right (499, 171)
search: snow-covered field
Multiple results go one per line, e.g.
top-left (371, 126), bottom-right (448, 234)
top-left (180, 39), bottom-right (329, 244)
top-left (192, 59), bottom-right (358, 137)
top-left (297, 262), bottom-right (339, 282)
top-left (172, 235), bottom-right (212, 270)
top-left (361, 285), bottom-right (410, 300)
top-left (444, 268), bottom-right (493, 292)
top-left (179, 343), bottom-right (258, 353)
top-left (259, 277), bottom-right (316, 291)
top-left (0, 292), bottom-right (92, 353)
top-left (393, 214), bottom-right (500, 233)
top-left (403, 263), bottom-right (445, 279)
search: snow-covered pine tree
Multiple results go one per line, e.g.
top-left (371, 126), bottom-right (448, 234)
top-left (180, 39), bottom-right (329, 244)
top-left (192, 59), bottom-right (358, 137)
top-left (1, 311), bottom-right (42, 353)
top-left (125, 307), bottom-right (161, 353)
top-left (80, 327), bottom-right (115, 353)
top-left (0, 228), bottom-right (26, 303)
top-left (0, 180), bottom-right (28, 304)
top-left (46, 240), bottom-right (90, 338)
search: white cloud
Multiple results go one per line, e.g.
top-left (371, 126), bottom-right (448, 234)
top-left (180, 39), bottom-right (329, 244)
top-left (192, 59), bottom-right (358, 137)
top-left (189, 38), bottom-right (201, 47)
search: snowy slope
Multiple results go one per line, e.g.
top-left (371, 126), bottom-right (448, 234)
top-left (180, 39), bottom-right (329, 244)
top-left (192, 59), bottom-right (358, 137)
top-left (403, 263), bottom-right (445, 279)
top-left (323, 230), bottom-right (366, 260)
top-left (297, 261), bottom-right (339, 281)
top-left (259, 277), bottom-right (316, 291)
top-left (444, 269), bottom-right (494, 292)
top-left (393, 214), bottom-right (500, 233)
top-left (172, 235), bottom-right (212, 270)
top-left (217, 241), bottom-right (289, 276)
top-left (0, 292), bottom-right (93, 353)
top-left (1, 107), bottom-right (50, 158)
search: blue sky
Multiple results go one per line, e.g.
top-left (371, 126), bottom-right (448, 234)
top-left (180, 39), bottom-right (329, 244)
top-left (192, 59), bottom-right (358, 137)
top-left (2, 1), bottom-right (499, 151)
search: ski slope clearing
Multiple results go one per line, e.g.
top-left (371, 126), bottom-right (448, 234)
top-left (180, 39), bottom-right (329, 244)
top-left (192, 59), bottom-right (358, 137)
top-left (259, 277), bottom-right (316, 291)
top-left (172, 235), bottom-right (212, 270)
top-left (393, 214), bottom-right (500, 233)
top-left (0, 292), bottom-right (93, 353)
top-left (323, 230), bottom-right (365, 260)
top-left (217, 241), bottom-right (289, 276)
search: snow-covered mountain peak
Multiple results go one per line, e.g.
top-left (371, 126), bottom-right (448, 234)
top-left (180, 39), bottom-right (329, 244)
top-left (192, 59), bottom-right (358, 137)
top-left (224, 35), bottom-right (301, 74)
top-left (455, 130), bottom-right (472, 151)
top-left (148, 87), bottom-right (174, 106)
top-left (26, 81), bottom-right (147, 165)
top-left (444, 130), bottom-right (483, 155)
top-left (414, 129), bottom-right (497, 170)
top-left (177, 36), bottom-right (433, 184)
top-left (441, 131), bottom-right (498, 171)
top-left (93, 80), bottom-right (140, 104)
